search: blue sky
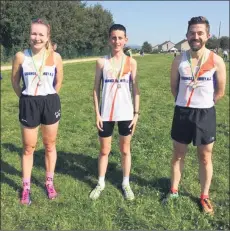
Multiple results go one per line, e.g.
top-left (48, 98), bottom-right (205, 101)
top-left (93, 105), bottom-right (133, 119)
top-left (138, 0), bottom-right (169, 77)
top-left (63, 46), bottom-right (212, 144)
top-left (88, 1), bottom-right (229, 46)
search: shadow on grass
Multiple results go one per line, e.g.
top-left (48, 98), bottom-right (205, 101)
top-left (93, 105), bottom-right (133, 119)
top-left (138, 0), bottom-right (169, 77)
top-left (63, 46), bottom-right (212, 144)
top-left (1, 159), bottom-right (45, 193)
top-left (1, 161), bottom-right (20, 192)
top-left (1, 142), bottom-right (203, 210)
top-left (2, 143), bottom-right (159, 193)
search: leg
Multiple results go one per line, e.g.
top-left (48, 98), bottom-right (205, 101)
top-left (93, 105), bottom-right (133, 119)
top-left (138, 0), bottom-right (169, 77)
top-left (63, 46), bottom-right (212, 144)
top-left (21, 125), bottom-right (39, 180)
top-left (89, 121), bottom-right (114, 200)
top-left (197, 143), bottom-right (214, 214)
top-left (41, 122), bottom-right (59, 174)
top-left (89, 136), bottom-right (112, 200)
top-left (119, 135), bottom-right (132, 180)
top-left (171, 140), bottom-right (188, 191)
top-left (197, 142), bottom-right (214, 196)
top-left (98, 136), bottom-right (112, 179)
top-left (41, 122), bottom-right (59, 199)
top-left (119, 135), bottom-right (134, 200)
top-left (193, 107), bottom-right (216, 214)
top-left (170, 106), bottom-right (193, 193)
top-left (20, 125), bottom-right (39, 205)
top-left (118, 121), bottom-right (134, 200)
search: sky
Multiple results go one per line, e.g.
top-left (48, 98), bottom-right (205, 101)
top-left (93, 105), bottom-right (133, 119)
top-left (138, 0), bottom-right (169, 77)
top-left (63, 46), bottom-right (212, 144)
top-left (88, 1), bottom-right (229, 46)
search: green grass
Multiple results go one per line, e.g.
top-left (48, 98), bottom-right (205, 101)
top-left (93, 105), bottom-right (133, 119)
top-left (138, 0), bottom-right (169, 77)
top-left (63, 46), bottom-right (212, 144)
top-left (1, 54), bottom-right (229, 230)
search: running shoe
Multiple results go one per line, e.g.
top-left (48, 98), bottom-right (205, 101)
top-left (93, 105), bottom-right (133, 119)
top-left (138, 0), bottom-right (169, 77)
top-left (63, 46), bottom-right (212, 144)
top-left (20, 189), bottom-right (31, 205)
top-left (162, 190), bottom-right (179, 204)
top-left (122, 184), bottom-right (135, 201)
top-left (200, 198), bottom-right (214, 215)
top-left (45, 184), bottom-right (58, 200)
top-left (89, 184), bottom-right (104, 200)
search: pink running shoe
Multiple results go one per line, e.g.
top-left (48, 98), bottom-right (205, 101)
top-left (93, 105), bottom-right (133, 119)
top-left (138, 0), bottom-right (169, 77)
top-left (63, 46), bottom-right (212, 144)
top-left (45, 184), bottom-right (57, 199)
top-left (20, 189), bottom-right (31, 205)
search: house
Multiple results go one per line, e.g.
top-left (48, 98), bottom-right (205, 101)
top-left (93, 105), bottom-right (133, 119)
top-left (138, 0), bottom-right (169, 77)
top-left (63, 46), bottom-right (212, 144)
top-left (174, 39), bottom-right (190, 52)
top-left (152, 44), bottom-right (159, 50)
top-left (158, 41), bottom-right (175, 52)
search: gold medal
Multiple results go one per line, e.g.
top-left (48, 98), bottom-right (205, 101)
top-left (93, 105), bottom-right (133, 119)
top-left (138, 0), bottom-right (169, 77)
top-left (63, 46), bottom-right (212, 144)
top-left (192, 83), bottom-right (197, 89)
top-left (188, 81), bottom-right (198, 89)
top-left (188, 81), bottom-right (193, 87)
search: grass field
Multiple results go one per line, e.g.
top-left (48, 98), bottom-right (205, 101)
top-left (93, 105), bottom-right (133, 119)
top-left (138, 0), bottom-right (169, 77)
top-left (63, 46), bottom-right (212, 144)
top-left (1, 54), bottom-right (229, 230)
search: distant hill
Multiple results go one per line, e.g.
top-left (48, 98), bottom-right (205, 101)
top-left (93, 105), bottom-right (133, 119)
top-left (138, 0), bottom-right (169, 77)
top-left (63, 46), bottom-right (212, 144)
top-left (127, 44), bottom-right (142, 50)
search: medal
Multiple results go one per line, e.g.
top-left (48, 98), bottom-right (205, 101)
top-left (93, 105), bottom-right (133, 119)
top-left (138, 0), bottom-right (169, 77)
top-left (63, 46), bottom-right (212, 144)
top-left (186, 50), bottom-right (206, 90)
top-left (37, 80), bottom-right (42, 86)
top-left (117, 83), bottom-right (121, 88)
top-left (192, 83), bottom-right (197, 89)
top-left (188, 82), bottom-right (193, 87)
top-left (188, 81), bottom-right (197, 88)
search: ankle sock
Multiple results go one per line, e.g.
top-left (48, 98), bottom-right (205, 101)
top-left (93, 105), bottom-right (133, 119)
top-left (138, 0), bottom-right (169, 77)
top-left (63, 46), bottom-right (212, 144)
top-left (22, 178), bottom-right (31, 190)
top-left (200, 194), bottom-right (209, 200)
top-left (122, 176), bottom-right (130, 186)
top-left (98, 176), bottom-right (105, 187)
top-left (46, 172), bottom-right (54, 186)
top-left (170, 187), bottom-right (178, 194)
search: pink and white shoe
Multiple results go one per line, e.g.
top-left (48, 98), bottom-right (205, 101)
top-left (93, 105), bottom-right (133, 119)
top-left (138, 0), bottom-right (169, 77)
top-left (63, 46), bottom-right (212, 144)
top-left (45, 184), bottom-right (57, 199)
top-left (20, 189), bottom-right (31, 205)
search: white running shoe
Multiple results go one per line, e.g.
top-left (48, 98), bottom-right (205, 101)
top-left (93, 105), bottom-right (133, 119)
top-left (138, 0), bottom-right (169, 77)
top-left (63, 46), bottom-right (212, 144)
top-left (89, 184), bottom-right (105, 200)
top-left (122, 184), bottom-right (135, 201)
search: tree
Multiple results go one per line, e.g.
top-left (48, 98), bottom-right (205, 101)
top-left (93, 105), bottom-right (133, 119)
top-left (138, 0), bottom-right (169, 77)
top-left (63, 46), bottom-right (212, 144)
top-left (142, 41), bottom-right (152, 53)
top-left (0, 1), bottom-right (113, 60)
top-left (83, 4), bottom-right (113, 56)
top-left (206, 35), bottom-right (218, 49)
top-left (219, 36), bottom-right (229, 50)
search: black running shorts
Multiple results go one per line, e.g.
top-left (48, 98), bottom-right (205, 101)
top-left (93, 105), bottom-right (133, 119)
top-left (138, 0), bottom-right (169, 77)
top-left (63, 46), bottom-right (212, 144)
top-left (19, 94), bottom-right (61, 127)
top-left (98, 120), bottom-right (133, 137)
top-left (171, 105), bottom-right (216, 146)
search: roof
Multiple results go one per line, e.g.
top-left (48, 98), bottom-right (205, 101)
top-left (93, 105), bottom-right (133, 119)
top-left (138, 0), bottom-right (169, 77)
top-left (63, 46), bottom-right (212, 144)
top-left (174, 39), bottom-right (187, 46)
top-left (158, 40), bottom-right (175, 46)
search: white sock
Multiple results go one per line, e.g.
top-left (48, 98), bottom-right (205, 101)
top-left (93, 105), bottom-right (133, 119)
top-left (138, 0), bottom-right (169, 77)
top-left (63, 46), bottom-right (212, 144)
top-left (98, 176), bottom-right (105, 187)
top-left (122, 176), bottom-right (129, 186)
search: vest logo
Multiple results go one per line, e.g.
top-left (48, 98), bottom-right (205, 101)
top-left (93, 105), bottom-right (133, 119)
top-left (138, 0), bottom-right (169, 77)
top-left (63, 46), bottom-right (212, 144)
top-left (209, 137), bottom-right (215, 141)
top-left (55, 110), bottom-right (61, 118)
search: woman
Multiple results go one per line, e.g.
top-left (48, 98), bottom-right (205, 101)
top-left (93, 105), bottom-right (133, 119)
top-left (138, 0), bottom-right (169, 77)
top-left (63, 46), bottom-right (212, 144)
top-left (11, 18), bottom-right (63, 205)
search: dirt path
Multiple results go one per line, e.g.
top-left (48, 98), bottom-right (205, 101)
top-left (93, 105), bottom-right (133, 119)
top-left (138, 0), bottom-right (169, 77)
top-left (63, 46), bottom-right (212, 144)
top-left (1, 57), bottom-right (99, 71)
top-left (1, 54), bottom-right (141, 71)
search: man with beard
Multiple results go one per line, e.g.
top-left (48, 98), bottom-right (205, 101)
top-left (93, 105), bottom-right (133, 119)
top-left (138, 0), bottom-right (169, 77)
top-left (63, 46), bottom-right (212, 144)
top-left (168, 16), bottom-right (226, 215)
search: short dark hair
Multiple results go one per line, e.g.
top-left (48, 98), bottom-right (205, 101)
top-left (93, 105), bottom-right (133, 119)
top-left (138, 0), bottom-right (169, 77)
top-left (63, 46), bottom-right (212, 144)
top-left (187, 16), bottom-right (210, 34)
top-left (109, 24), bottom-right (126, 37)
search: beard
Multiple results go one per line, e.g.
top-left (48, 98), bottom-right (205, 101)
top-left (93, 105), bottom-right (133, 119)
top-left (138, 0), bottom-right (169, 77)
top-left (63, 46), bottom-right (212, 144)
top-left (188, 39), bottom-right (205, 52)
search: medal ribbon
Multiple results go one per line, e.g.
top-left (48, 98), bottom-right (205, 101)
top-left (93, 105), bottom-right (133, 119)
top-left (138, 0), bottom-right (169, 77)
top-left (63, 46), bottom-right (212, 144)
top-left (111, 54), bottom-right (126, 85)
top-left (185, 50), bottom-right (206, 107)
top-left (187, 50), bottom-right (206, 86)
top-left (30, 49), bottom-right (47, 85)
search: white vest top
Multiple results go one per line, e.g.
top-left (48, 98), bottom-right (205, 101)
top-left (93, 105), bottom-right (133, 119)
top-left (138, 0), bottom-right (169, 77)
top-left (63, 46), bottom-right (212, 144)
top-left (21, 49), bottom-right (57, 96)
top-left (176, 50), bottom-right (216, 108)
top-left (100, 55), bottom-right (134, 121)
